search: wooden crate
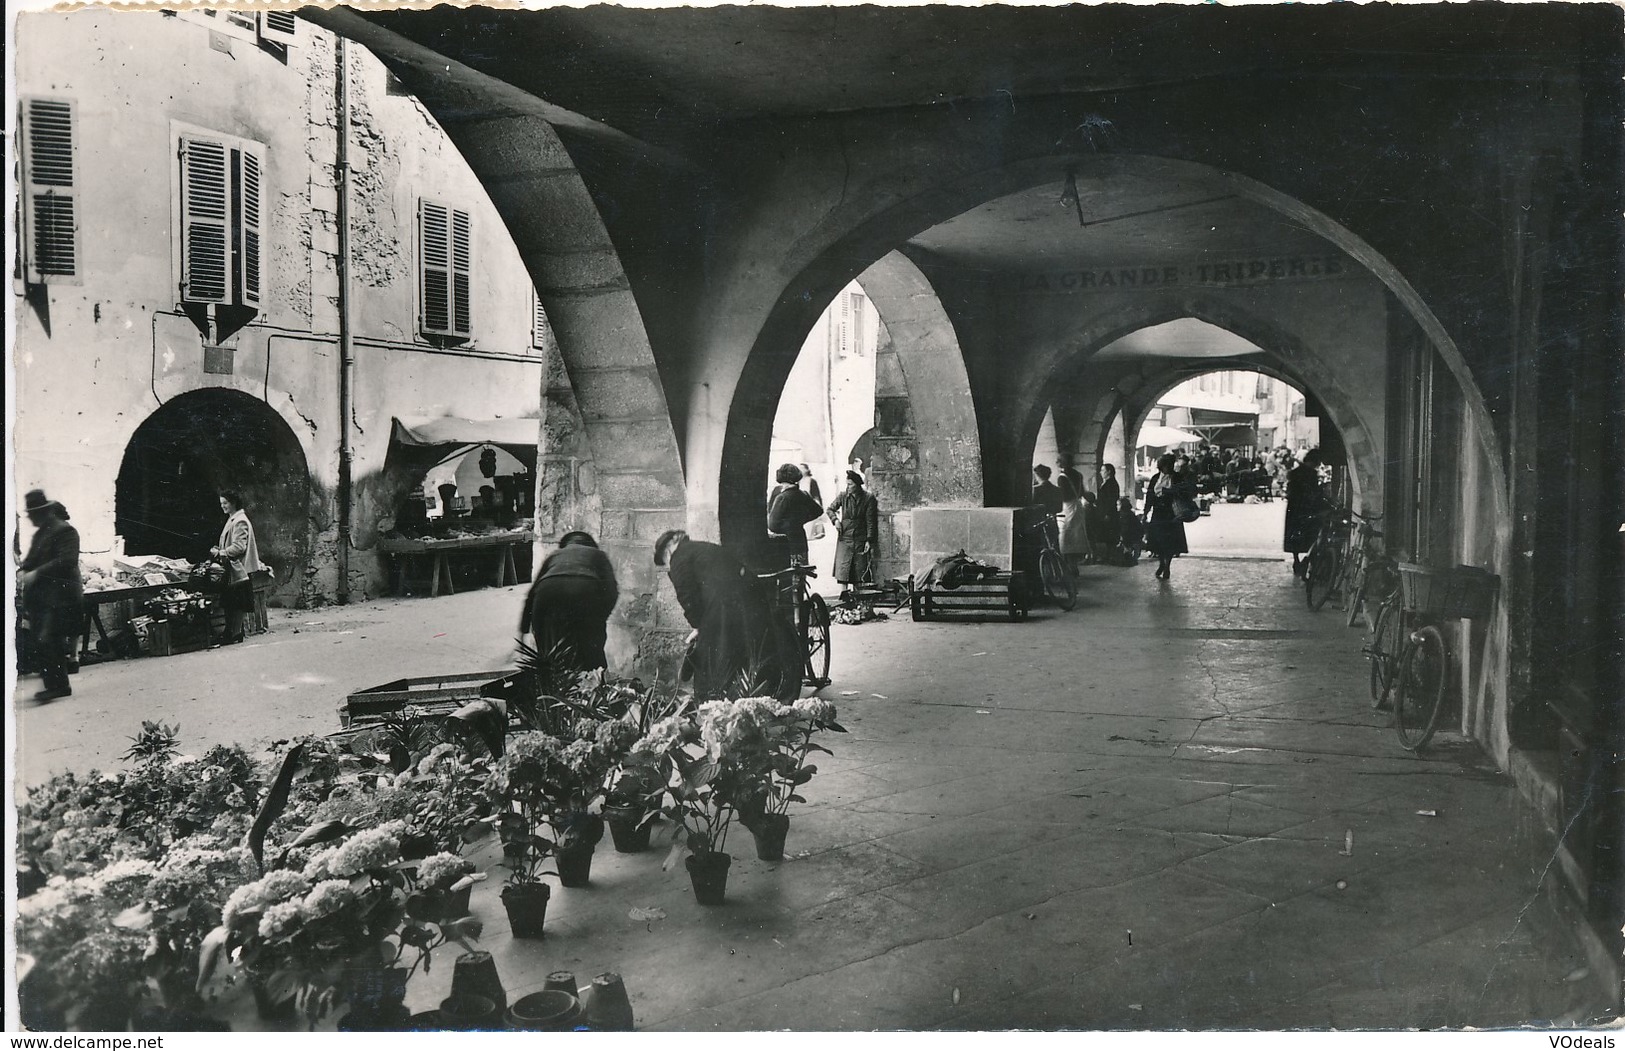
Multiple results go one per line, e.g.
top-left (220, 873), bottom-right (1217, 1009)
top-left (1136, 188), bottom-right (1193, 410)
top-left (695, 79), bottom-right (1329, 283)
top-left (341, 670), bottom-right (521, 728)
top-left (910, 570), bottom-right (1029, 622)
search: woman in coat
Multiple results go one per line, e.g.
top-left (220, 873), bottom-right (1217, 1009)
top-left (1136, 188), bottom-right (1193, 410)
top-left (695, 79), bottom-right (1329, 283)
top-left (211, 490), bottom-right (267, 645)
top-left (1283, 449), bottom-right (1326, 578)
top-left (20, 489), bottom-right (82, 702)
top-left (520, 530), bottom-right (619, 671)
top-left (826, 470), bottom-right (880, 594)
top-left (1057, 474), bottom-right (1092, 572)
top-left (766, 463), bottom-right (824, 570)
top-left (655, 530), bottom-right (797, 701)
top-left (1142, 453), bottom-right (1197, 580)
top-left (1093, 464), bottom-right (1122, 550)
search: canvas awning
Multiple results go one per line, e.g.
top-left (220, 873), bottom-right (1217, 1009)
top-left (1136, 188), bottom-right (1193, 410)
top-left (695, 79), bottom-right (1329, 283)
top-left (1136, 425), bottom-right (1203, 448)
top-left (388, 416), bottom-right (542, 471)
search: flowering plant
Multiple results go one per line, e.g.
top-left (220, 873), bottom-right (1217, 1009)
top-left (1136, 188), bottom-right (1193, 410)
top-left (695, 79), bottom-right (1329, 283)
top-left (202, 821), bottom-right (478, 1023)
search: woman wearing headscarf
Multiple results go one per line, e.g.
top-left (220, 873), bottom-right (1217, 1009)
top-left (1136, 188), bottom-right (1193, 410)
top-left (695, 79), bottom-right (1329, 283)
top-left (654, 530), bottom-right (796, 701)
top-left (520, 530), bottom-right (619, 670)
top-left (1142, 453), bottom-right (1197, 580)
top-left (20, 489), bottom-right (82, 701)
top-left (766, 463), bottom-right (825, 570)
top-left (211, 489), bottom-right (267, 645)
top-left (827, 469), bottom-right (880, 596)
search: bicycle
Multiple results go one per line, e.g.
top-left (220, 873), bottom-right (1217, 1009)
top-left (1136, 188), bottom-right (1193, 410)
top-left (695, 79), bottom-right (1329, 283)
top-left (1022, 516), bottom-right (1077, 611)
top-left (1337, 512), bottom-right (1394, 630)
top-left (1303, 507), bottom-right (1352, 612)
top-left (1374, 563), bottom-right (1499, 752)
top-left (757, 557), bottom-right (832, 690)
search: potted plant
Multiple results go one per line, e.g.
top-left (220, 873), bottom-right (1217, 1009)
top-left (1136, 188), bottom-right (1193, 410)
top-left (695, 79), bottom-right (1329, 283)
top-left (734, 697), bottom-right (846, 861)
top-left (406, 851), bottom-right (484, 924)
top-left (493, 810), bottom-right (557, 939)
top-left (488, 730), bottom-right (610, 887)
top-left (631, 707), bottom-right (753, 906)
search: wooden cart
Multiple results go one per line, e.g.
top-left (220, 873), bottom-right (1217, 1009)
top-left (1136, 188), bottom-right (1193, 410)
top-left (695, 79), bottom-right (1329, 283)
top-left (340, 669), bottom-right (523, 728)
top-left (910, 570), bottom-right (1029, 621)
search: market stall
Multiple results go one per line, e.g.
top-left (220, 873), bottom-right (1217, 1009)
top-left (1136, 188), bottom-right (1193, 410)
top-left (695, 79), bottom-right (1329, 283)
top-left (78, 556), bottom-right (221, 660)
top-left (377, 530), bottom-right (536, 597)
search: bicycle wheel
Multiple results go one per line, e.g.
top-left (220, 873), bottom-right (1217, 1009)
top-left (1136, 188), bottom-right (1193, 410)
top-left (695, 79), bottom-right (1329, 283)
top-left (1305, 543), bottom-right (1342, 611)
top-left (802, 593), bottom-right (831, 687)
top-left (1367, 599), bottom-right (1402, 708)
top-left (1393, 625), bottom-right (1448, 752)
top-left (1040, 550), bottom-right (1076, 611)
top-left (1340, 549), bottom-right (1364, 621)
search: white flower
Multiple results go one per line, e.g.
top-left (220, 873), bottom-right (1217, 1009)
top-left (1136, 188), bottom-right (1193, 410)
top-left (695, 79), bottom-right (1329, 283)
top-left (415, 852), bottom-right (472, 891)
top-left (257, 899), bottom-right (308, 940)
top-left (301, 880), bottom-right (356, 919)
top-left (793, 697), bottom-right (837, 724)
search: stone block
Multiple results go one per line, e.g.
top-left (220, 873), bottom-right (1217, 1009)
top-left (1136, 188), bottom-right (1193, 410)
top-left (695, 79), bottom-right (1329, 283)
top-left (599, 508), bottom-right (633, 540)
top-left (596, 471), bottom-right (686, 509)
top-left (630, 508), bottom-right (688, 542)
top-left (581, 418), bottom-right (682, 472)
top-left (908, 506), bottom-right (1016, 578)
top-left (573, 367), bottom-right (670, 422)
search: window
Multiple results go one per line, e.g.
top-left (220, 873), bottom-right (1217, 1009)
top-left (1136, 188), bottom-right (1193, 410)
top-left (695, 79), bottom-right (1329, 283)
top-left (20, 97), bottom-right (79, 283)
top-left (419, 199), bottom-right (472, 339)
top-left (178, 132), bottom-right (264, 309)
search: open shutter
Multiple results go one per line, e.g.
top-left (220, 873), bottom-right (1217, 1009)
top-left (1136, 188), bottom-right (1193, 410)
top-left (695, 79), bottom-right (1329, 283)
top-left (236, 147), bottom-right (263, 308)
top-left (451, 208), bottom-right (472, 336)
top-left (22, 98), bottom-right (78, 283)
top-left (419, 199), bottom-right (452, 333)
top-left (259, 11), bottom-right (298, 46)
top-left (180, 137), bottom-right (230, 304)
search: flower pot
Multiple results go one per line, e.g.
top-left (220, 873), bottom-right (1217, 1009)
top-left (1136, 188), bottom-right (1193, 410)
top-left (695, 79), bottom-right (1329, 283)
top-left (555, 842), bottom-right (596, 887)
top-left (439, 993), bottom-right (500, 1031)
top-left (542, 970), bottom-right (578, 996)
top-left (450, 951), bottom-right (506, 1013)
top-left (685, 851), bottom-right (732, 906)
top-left (346, 965), bottom-right (409, 1016)
top-left (582, 972), bottom-right (635, 1031)
top-left (604, 805), bottom-right (652, 853)
top-left (752, 813), bottom-right (790, 861)
top-left (444, 883), bottom-right (473, 918)
top-left (501, 882), bottom-right (550, 939)
top-left (506, 990), bottom-right (582, 1031)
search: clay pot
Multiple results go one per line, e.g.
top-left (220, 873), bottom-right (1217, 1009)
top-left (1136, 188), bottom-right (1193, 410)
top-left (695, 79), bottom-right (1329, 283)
top-left (501, 882), bottom-right (550, 939)
top-left (604, 805), bottom-right (653, 853)
top-left (752, 813), bottom-right (791, 861)
top-left (506, 990), bottom-right (582, 1031)
top-left (438, 993), bottom-right (501, 1031)
top-left (449, 951), bottom-right (506, 1013)
top-left (555, 843), bottom-right (596, 887)
top-left (582, 972), bottom-right (635, 1031)
top-left (685, 851), bottom-right (732, 906)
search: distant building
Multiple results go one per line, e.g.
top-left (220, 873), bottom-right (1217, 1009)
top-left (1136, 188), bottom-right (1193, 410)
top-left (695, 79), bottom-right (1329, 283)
top-left (12, 10), bottom-right (553, 605)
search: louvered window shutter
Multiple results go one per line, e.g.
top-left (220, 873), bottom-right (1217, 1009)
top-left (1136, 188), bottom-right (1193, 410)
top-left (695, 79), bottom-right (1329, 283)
top-left (180, 137), bottom-right (230, 304)
top-left (259, 11), bottom-right (298, 45)
top-left (23, 98), bottom-right (78, 283)
top-left (451, 208), bottom-right (472, 336)
top-left (419, 200), bottom-right (452, 333)
top-left (236, 147), bottom-right (263, 308)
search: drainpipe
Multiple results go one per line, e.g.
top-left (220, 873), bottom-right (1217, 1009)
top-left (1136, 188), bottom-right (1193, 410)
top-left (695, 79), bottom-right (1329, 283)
top-left (335, 37), bottom-right (355, 604)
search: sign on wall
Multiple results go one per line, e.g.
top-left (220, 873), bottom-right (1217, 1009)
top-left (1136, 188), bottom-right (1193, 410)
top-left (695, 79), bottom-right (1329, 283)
top-left (1013, 253), bottom-right (1347, 294)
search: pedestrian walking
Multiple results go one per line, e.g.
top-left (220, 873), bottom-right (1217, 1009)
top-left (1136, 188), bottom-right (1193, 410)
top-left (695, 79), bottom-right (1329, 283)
top-left (1093, 464), bottom-right (1122, 550)
top-left (799, 463), bottom-right (822, 507)
top-left (655, 530), bottom-right (796, 701)
top-left (1283, 448), bottom-right (1327, 577)
top-left (827, 470), bottom-right (880, 597)
top-left (1058, 473), bottom-right (1093, 572)
top-left (19, 489), bottom-right (82, 701)
top-left (209, 490), bottom-right (266, 645)
top-left (1142, 453), bottom-right (1196, 580)
top-left (766, 463), bottom-right (824, 570)
top-left (519, 530), bottom-right (619, 670)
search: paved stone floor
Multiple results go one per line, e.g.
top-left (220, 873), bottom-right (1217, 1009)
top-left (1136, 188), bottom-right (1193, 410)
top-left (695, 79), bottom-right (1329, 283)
top-left (11, 508), bottom-right (1619, 1030)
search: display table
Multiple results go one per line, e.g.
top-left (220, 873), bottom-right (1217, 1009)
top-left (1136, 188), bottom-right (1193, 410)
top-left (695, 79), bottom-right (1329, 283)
top-left (78, 581), bottom-right (216, 660)
top-left (377, 530), bottom-right (534, 597)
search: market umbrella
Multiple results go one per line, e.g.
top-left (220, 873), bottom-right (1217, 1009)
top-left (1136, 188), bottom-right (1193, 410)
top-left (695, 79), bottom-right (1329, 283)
top-left (1136, 425), bottom-right (1203, 448)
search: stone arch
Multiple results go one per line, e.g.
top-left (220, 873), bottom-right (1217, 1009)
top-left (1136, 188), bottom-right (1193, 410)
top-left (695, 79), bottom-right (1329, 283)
top-left (316, 14), bottom-right (689, 671)
top-left (1007, 297), bottom-right (1384, 516)
top-left (115, 387), bottom-right (312, 603)
top-left (714, 152), bottom-right (1498, 552)
top-left (854, 252), bottom-right (984, 506)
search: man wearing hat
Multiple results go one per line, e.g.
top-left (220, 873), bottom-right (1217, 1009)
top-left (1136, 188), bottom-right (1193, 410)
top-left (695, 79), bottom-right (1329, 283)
top-left (19, 489), bottom-right (82, 701)
top-left (826, 470), bottom-right (880, 598)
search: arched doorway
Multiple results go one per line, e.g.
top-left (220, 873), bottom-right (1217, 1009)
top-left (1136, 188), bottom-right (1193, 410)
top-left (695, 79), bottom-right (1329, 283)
top-left (115, 389), bottom-right (310, 599)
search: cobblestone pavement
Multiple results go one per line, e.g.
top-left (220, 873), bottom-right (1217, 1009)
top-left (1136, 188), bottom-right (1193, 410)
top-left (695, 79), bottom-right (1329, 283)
top-left (12, 535), bottom-right (1617, 1029)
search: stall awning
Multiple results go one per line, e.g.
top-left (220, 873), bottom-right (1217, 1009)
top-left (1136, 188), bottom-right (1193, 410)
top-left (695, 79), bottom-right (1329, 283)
top-left (1136, 425), bottom-right (1202, 448)
top-left (392, 416), bottom-right (541, 449)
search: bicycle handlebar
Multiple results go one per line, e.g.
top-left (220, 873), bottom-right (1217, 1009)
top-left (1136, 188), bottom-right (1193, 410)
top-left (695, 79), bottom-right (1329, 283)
top-left (756, 563), bottom-right (819, 581)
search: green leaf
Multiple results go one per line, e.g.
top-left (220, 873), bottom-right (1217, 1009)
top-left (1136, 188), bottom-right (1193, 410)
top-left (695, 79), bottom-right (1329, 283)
top-left (788, 794), bottom-right (806, 804)
top-left (790, 767), bottom-right (816, 785)
top-left (247, 743), bottom-right (305, 875)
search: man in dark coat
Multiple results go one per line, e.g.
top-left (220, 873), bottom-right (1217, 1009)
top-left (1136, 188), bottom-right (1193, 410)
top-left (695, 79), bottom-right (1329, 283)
top-left (1283, 449), bottom-right (1327, 577)
top-left (520, 530), bottom-right (619, 671)
top-left (827, 470), bottom-right (880, 594)
top-left (20, 489), bottom-right (82, 701)
top-left (655, 530), bottom-right (797, 701)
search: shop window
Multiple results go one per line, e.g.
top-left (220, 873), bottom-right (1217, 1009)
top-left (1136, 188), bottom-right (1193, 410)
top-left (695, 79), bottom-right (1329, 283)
top-left (177, 131), bottom-right (264, 311)
top-left (20, 97), bottom-right (79, 284)
top-left (419, 199), bottom-right (472, 340)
